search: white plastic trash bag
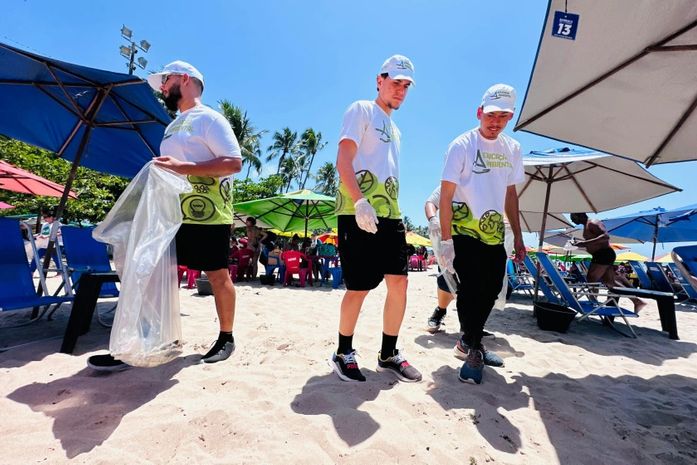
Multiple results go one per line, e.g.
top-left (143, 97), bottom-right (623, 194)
top-left (429, 228), bottom-right (459, 295)
top-left (93, 162), bottom-right (192, 367)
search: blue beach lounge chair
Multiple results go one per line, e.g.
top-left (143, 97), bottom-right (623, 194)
top-left (536, 252), bottom-right (638, 337)
top-left (0, 218), bottom-right (72, 324)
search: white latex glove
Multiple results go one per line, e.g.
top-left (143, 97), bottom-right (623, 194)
top-left (439, 239), bottom-right (455, 273)
top-left (428, 215), bottom-right (441, 236)
top-left (354, 198), bottom-right (379, 234)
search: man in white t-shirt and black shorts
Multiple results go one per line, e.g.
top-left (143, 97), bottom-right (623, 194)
top-left (88, 61), bottom-right (243, 371)
top-left (439, 84), bottom-right (526, 384)
top-left (328, 55), bottom-right (422, 383)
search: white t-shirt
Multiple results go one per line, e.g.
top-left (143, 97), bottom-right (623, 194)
top-left (426, 186), bottom-right (441, 207)
top-left (160, 104), bottom-right (242, 225)
top-left (441, 128), bottom-right (524, 245)
top-left (335, 100), bottom-right (402, 219)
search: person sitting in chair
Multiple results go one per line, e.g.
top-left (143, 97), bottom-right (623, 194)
top-left (570, 212), bottom-right (646, 313)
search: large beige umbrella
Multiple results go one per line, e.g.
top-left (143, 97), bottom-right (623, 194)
top-left (515, 0), bottom-right (697, 166)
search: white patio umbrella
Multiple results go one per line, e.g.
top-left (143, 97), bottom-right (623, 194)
top-left (519, 211), bottom-right (573, 233)
top-left (519, 147), bottom-right (679, 298)
top-left (515, 0), bottom-right (697, 166)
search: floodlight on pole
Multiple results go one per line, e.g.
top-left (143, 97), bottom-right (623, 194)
top-left (119, 26), bottom-right (151, 75)
top-left (121, 25), bottom-right (133, 40)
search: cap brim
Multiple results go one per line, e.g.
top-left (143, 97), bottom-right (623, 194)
top-left (146, 73), bottom-right (165, 92)
top-left (389, 73), bottom-right (415, 85)
top-left (482, 104), bottom-right (514, 114)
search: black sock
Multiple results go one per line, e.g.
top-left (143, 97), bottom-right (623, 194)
top-left (380, 333), bottom-right (398, 359)
top-left (338, 333), bottom-right (353, 355)
top-left (219, 331), bottom-right (234, 344)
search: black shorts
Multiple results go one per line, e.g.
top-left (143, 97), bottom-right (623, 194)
top-left (338, 215), bottom-right (408, 291)
top-left (176, 223), bottom-right (231, 271)
top-left (591, 247), bottom-right (616, 266)
top-left (436, 266), bottom-right (459, 292)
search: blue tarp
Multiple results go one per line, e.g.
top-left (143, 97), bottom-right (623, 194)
top-left (0, 42), bottom-right (171, 178)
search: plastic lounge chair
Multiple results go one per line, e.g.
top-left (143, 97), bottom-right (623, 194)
top-left (536, 252), bottom-right (638, 337)
top-left (643, 262), bottom-right (675, 293)
top-left (523, 254), bottom-right (561, 304)
top-left (61, 226), bottom-right (119, 298)
top-left (672, 246), bottom-right (697, 300)
top-left (665, 263), bottom-right (697, 301)
top-left (507, 259), bottom-right (534, 297)
top-left (628, 260), bottom-right (653, 290)
top-left (0, 218), bottom-right (72, 325)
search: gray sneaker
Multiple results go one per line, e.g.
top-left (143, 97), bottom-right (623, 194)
top-left (453, 339), bottom-right (504, 367)
top-left (201, 340), bottom-right (235, 364)
top-left (376, 350), bottom-right (422, 383)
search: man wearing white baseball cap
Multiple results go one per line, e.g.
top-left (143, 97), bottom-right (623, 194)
top-left (438, 83), bottom-right (526, 384)
top-left (88, 61), bottom-right (243, 371)
top-left (328, 54), bottom-right (422, 383)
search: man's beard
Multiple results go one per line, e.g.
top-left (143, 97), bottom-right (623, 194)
top-left (163, 84), bottom-right (182, 112)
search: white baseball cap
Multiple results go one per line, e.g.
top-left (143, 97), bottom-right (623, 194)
top-left (147, 60), bottom-right (205, 91)
top-left (379, 54), bottom-right (415, 85)
top-left (481, 84), bottom-right (516, 113)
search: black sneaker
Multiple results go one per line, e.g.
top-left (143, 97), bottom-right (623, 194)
top-left (376, 350), bottom-right (422, 383)
top-left (329, 351), bottom-right (366, 382)
top-left (87, 353), bottom-right (129, 372)
top-left (453, 339), bottom-right (504, 367)
top-left (201, 340), bottom-right (235, 364)
top-left (426, 307), bottom-right (447, 333)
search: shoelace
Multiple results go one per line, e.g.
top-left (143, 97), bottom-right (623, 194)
top-left (468, 350), bottom-right (484, 368)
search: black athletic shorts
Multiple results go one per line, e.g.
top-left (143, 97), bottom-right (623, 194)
top-left (176, 223), bottom-right (231, 271)
top-left (338, 215), bottom-right (408, 291)
top-left (436, 266), bottom-right (459, 293)
top-left (591, 247), bottom-right (616, 266)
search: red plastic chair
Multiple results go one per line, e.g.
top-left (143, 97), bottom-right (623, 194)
top-left (236, 248), bottom-right (254, 281)
top-left (282, 251), bottom-right (309, 287)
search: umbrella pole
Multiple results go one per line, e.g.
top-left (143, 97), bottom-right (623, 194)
top-left (533, 168), bottom-right (553, 301)
top-left (652, 220), bottom-right (658, 261)
top-left (38, 89), bottom-right (107, 296)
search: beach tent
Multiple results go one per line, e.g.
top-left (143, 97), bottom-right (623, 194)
top-left (516, 0), bottom-right (697, 166)
top-left (406, 231), bottom-right (431, 247)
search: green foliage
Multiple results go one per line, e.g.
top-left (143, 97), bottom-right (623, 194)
top-left (313, 161), bottom-right (338, 196)
top-left (233, 175), bottom-right (284, 203)
top-left (0, 138), bottom-right (129, 223)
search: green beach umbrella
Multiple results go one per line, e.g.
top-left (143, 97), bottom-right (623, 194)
top-left (233, 189), bottom-right (336, 237)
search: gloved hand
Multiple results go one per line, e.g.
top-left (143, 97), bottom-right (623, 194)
top-left (354, 198), bottom-right (379, 234)
top-left (428, 215), bottom-right (441, 236)
top-left (439, 239), bottom-right (455, 273)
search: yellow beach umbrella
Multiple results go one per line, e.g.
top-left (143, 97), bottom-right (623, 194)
top-left (615, 251), bottom-right (649, 262)
top-left (406, 231), bottom-right (431, 247)
top-left (655, 253), bottom-right (673, 263)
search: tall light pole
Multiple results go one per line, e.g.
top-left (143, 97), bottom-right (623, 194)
top-left (119, 25), bottom-right (151, 75)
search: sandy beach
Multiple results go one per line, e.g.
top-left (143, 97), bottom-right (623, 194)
top-left (1, 269), bottom-right (697, 465)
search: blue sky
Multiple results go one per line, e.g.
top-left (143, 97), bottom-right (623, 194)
top-left (3, 0), bottom-right (695, 257)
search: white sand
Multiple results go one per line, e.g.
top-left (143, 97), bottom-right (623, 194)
top-left (1, 270), bottom-right (697, 465)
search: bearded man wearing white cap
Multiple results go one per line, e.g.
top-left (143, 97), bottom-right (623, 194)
top-left (438, 84), bottom-right (526, 384)
top-left (328, 54), bottom-right (422, 383)
top-left (88, 61), bottom-right (242, 371)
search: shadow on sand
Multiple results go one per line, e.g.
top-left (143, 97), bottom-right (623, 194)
top-left (7, 354), bottom-right (199, 459)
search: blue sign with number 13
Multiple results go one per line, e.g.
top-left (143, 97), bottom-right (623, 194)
top-left (552, 11), bottom-right (579, 40)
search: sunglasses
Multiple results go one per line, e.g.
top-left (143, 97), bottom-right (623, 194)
top-left (161, 73), bottom-right (182, 85)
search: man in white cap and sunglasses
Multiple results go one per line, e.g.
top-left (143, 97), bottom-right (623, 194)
top-left (88, 61), bottom-right (243, 371)
top-left (438, 84), bottom-right (526, 384)
top-left (328, 54), bottom-right (422, 383)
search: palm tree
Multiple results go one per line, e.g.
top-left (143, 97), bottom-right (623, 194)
top-left (267, 127), bottom-right (298, 175)
top-left (279, 156), bottom-right (302, 193)
top-left (403, 215), bottom-right (415, 231)
top-left (313, 162), bottom-right (338, 196)
top-left (298, 128), bottom-right (327, 189)
top-left (218, 100), bottom-right (266, 179)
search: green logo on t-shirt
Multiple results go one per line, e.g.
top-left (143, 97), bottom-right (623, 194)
top-left (375, 120), bottom-right (393, 143)
top-left (473, 149), bottom-right (490, 174)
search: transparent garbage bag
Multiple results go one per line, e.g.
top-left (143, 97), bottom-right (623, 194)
top-left (93, 162), bottom-right (192, 367)
top-left (429, 228), bottom-right (459, 295)
top-left (493, 223), bottom-right (515, 311)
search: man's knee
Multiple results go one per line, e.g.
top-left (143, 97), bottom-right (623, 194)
top-left (206, 269), bottom-right (232, 287)
top-left (385, 274), bottom-right (408, 292)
